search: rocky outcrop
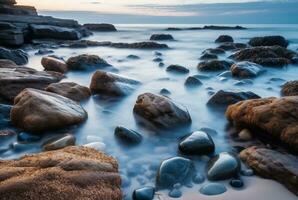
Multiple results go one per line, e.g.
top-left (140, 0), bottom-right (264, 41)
top-left (230, 61), bottom-right (265, 78)
top-left (0, 59), bottom-right (18, 68)
top-left (281, 81), bottom-right (298, 96)
top-left (240, 146), bottom-right (298, 195)
top-left (0, 146), bottom-right (122, 200)
top-left (248, 36), bottom-right (288, 48)
top-left (150, 34), bottom-right (174, 41)
top-left (11, 88), bottom-right (87, 133)
top-left (0, 47), bottom-right (28, 65)
top-left (41, 56), bottom-right (68, 73)
top-left (66, 54), bottom-right (111, 71)
top-left (83, 23), bottom-right (117, 32)
top-left (0, 22), bottom-right (23, 46)
top-left (197, 60), bottom-right (233, 72)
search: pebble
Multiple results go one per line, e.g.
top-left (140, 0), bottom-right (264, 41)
top-left (193, 174), bottom-right (205, 184)
top-left (200, 183), bottom-right (227, 195)
top-left (168, 188), bottom-right (182, 198)
top-left (230, 179), bottom-right (244, 188)
top-left (133, 186), bottom-right (155, 200)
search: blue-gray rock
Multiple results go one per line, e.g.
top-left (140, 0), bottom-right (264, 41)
top-left (215, 35), bottom-right (234, 43)
top-left (231, 61), bottom-right (265, 78)
top-left (198, 60), bottom-right (233, 72)
top-left (150, 34), bottom-right (174, 41)
top-left (230, 179), bottom-right (244, 188)
top-left (203, 48), bottom-right (225, 55)
top-left (127, 55), bottom-right (140, 59)
top-left (153, 57), bottom-right (163, 62)
top-left (160, 88), bottom-right (171, 96)
top-left (83, 23), bottom-right (117, 32)
top-left (168, 188), bottom-right (182, 198)
top-left (200, 52), bottom-right (218, 60)
top-left (114, 126), bottom-right (142, 144)
top-left (66, 54), bottom-right (112, 71)
top-left (192, 173), bottom-right (205, 184)
top-left (166, 65), bottom-right (189, 74)
top-left (241, 169), bottom-right (254, 176)
top-left (0, 47), bottom-right (28, 65)
top-left (199, 183), bottom-right (227, 195)
top-left (185, 76), bottom-right (202, 87)
top-left (133, 186), bottom-right (155, 200)
top-left (35, 48), bottom-right (54, 55)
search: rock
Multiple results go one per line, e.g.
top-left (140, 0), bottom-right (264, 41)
top-left (153, 57), bottom-right (163, 62)
top-left (230, 46), bottom-right (297, 67)
top-left (238, 129), bottom-right (253, 141)
top-left (241, 169), bottom-right (254, 176)
top-left (226, 96), bottom-right (298, 153)
top-left (231, 61), bottom-right (265, 78)
top-left (150, 34), bottom-right (174, 41)
top-left (230, 179), bottom-right (244, 188)
top-left (281, 81), bottom-right (298, 96)
top-left (156, 157), bottom-right (195, 189)
top-left (0, 146), bottom-right (121, 200)
top-left (197, 60), bottom-right (233, 72)
top-left (0, 22), bottom-right (24, 46)
top-left (0, 59), bottom-right (19, 68)
top-left (199, 183), bottom-right (227, 196)
top-left (0, 47), bottom-right (28, 65)
top-left (0, 103), bottom-right (12, 129)
top-left (0, 67), bottom-right (63, 103)
top-left (114, 126), bottom-right (142, 144)
top-left (127, 55), bottom-right (140, 59)
top-left (184, 76), bottom-right (202, 87)
top-left (46, 82), bottom-right (91, 102)
top-left (43, 134), bottom-right (76, 151)
top-left (90, 71), bottom-right (140, 97)
top-left (110, 42), bottom-right (168, 49)
top-left (207, 90), bottom-right (260, 108)
top-left (160, 88), bottom-right (171, 96)
top-left (179, 131), bottom-right (215, 155)
top-left (84, 142), bottom-right (106, 151)
top-left (11, 88), bottom-right (87, 133)
top-left (17, 132), bottom-right (41, 143)
top-left (200, 53), bottom-right (218, 60)
top-left (218, 42), bottom-right (247, 51)
top-left (0, 0), bottom-right (16, 5)
top-left (133, 186), bottom-right (155, 200)
top-left (133, 93), bottom-right (191, 129)
top-left (83, 23), bottom-right (117, 31)
top-left (240, 146), bottom-right (298, 195)
top-left (203, 48), bottom-right (225, 55)
top-left (35, 48), bottom-right (54, 55)
top-left (168, 188), bottom-right (182, 198)
top-left (66, 54), bottom-right (111, 71)
top-left (192, 174), bottom-right (205, 184)
top-left (207, 152), bottom-right (241, 181)
top-left (166, 25), bottom-right (245, 31)
top-left (249, 36), bottom-right (288, 48)
top-left (0, 4), bottom-right (37, 16)
top-left (166, 65), bottom-right (189, 74)
top-left (41, 56), bottom-right (68, 73)
top-left (215, 35), bottom-right (234, 43)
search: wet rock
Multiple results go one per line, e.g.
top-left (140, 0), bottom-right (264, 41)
top-left (281, 81), bottom-right (298, 96)
top-left (0, 59), bottom-right (19, 68)
top-left (207, 152), bottom-right (241, 181)
top-left (249, 36), bottom-right (288, 48)
top-left (218, 42), bottom-right (247, 51)
top-left (43, 134), bottom-right (76, 151)
top-left (215, 35), bottom-right (234, 43)
top-left (90, 70), bottom-right (140, 97)
top-left (133, 93), bottom-right (191, 129)
top-left (66, 54), bottom-right (111, 71)
top-left (207, 90), bottom-right (260, 108)
top-left (168, 188), bottom-right (182, 198)
top-left (46, 82), bottom-right (91, 102)
top-left (0, 104), bottom-right (12, 129)
top-left (184, 76), bottom-right (202, 87)
top-left (200, 52), bottom-right (218, 60)
top-left (226, 96), bottom-right (298, 152)
top-left (156, 157), bottom-right (195, 189)
top-left (110, 42), bottom-right (168, 49)
top-left (153, 57), bottom-right (163, 62)
top-left (150, 34), bottom-right (174, 41)
top-left (83, 23), bottom-right (117, 31)
top-left (0, 146), bottom-right (121, 200)
top-left (11, 88), bottom-right (87, 133)
top-left (0, 22), bottom-right (24, 46)
top-left (0, 47), bottom-right (28, 65)
top-left (133, 186), bottom-right (155, 200)
top-left (241, 169), bottom-right (254, 176)
top-left (160, 88), bottom-right (171, 96)
top-left (114, 126), bottom-right (142, 144)
top-left (17, 132), bottom-right (41, 143)
top-left (166, 64), bottom-right (189, 74)
top-left (240, 146), bottom-right (298, 195)
top-left (159, 62), bottom-right (165, 67)
top-left (231, 61), bottom-right (265, 78)
top-left (35, 48), bottom-right (54, 55)
top-left (179, 131), bottom-right (215, 155)
top-left (127, 55), bottom-right (140, 59)
top-left (84, 142), bottom-right (106, 151)
top-left (200, 183), bottom-right (227, 196)
top-left (192, 173), bottom-right (205, 184)
top-left (197, 60), bottom-right (233, 72)
top-left (230, 179), bottom-right (244, 188)
top-left (217, 71), bottom-right (232, 78)
top-left (238, 129), bottom-right (253, 141)
top-left (203, 48), bottom-right (225, 55)
top-left (41, 56), bottom-right (68, 73)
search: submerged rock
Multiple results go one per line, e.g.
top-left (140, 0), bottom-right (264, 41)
top-left (150, 34), bottom-right (174, 41)
top-left (11, 88), bottom-right (87, 133)
top-left (0, 59), bottom-right (19, 68)
top-left (281, 81), bottom-right (298, 96)
top-left (203, 48), bottom-right (225, 55)
top-left (66, 54), bottom-right (111, 71)
top-left (133, 93), bottom-right (191, 129)
top-left (0, 47), bottom-right (28, 65)
top-left (41, 56), bottom-right (68, 73)
top-left (217, 42), bottom-right (247, 51)
top-left (166, 64), bottom-right (189, 74)
top-left (231, 61), bottom-right (265, 78)
top-left (248, 35), bottom-right (288, 48)
top-left (230, 179), bottom-right (244, 188)
top-left (17, 132), bottom-right (41, 143)
top-left (200, 52), bottom-right (218, 60)
top-left (83, 23), bottom-right (117, 32)
top-left (184, 76), bottom-right (203, 87)
top-left (200, 183), bottom-right (227, 196)
top-left (35, 48), bottom-right (54, 55)
top-left (0, 146), bottom-right (121, 200)
top-left (215, 35), bottom-right (234, 43)
top-left (160, 88), bottom-right (171, 96)
top-left (114, 126), bottom-right (142, 144)
top-left (197, 60), bottom-right (233, 72)
top-left (133, 186), bottom-right (155, 200)
top-left (43, 134), bottom-right (76, 151)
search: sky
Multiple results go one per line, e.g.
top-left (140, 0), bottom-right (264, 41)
top-left (17, 0), bottom-right (298, 24)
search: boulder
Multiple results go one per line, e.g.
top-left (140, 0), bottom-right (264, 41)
top-left (203, 48), bottom-right (225, 55)
top-left (0, 146), bottom-right (122, 200)
top-left (66, 54), bottom-right (111, 71)
top-left (166, 64), bottom-right (189, 74)
top-left (240, 146), bottom-right (298, 195)
top-left (0, 47), bottom-right (28, 65)
top-left (215, 35), bottom-right (233, 43)
top-left (150, 34), bottom-right (174, 41)
top-left (114, 126), bottom-right (142, 145)
top-left (217, 42), bottom-right (247, 51)
top-left (90, 71), bottom-right (140, 97)
top-left (197, 60), bottom-right (233, 72)
top-left (46, 82), bottom-right (91, 102)
top-left (200, 52), bottom-right (218, 60)
top-left (83, 23), bottom-right (117, 32)
top-left (248, 36), bottom-right (288, 48)
top-left (231, 61), bottom-right (265, 78)
top-left (41, 56), bottom-right (68, 73)
top-left (133, 93), bottom-right (191, 129)
top-left (226, 96), bottom-right (298, 153)
top-left (184, 76), bottom-right (202, 87)
top-left (281, 81), bottom-right (298, 96)
top-left (11, 88), bottom-right (87, 133)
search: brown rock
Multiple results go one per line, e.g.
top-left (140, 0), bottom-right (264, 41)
top-left (281, 81), bottom-right (298, 96)
top-left (0, 59), bottom-right (18, 68)
top-left (0, 146), bottom-right (122, 200)
top-left (41, 56), bottom-right (68, 73)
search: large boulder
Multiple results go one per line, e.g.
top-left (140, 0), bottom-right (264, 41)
top-left (226, 96), bottom-right (298, 153)
top-left (0, 146), bottom-right (122, 200)
top-left (11, 88), bottom-right (87, 133)
top-left (197, 60), bottom-right (233, 72)
top-left (41, 56), bottom-right (68, 73)
top-left (83, 23), bottom-right (117, 32)
top-left (281, 81), bottom-right (298, 96)
top-left (133, 93), bottom-right (191, 129)
top-left (46, 82), bottom-right (91, 102)
top-left (0, 67), bottom-right (63, 103)
top-left (0, 47), bottom-right (28, 65)
top-left (248, 36), bottom-right (288, 48)
top-left (150, 34), bottom-right (174, 41)
top-left (66, 54), bottom-right (111, 71)
top-left (240, 146), bottom-right (298, 195)
top-left (215, 35), bottom-right (233, 43)
top-left (90, 71), bottom-right (140, 97)
top-left (230, 61), bottom-right (265, 78)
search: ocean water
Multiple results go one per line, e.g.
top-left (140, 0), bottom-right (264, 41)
top-left (1, 24), bottom-right (298, 200)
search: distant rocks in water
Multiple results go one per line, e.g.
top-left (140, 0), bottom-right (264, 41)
top-left (114, 126), bottom-right (142, 144)
top-left (41, 56), bottom-right (68, 73)
top-left (160, 88), bottom-right (171, 96)
top-left (207, 90), bottom-right (260, 108)
top-left (226, 96), bottom-right (298, 153)
top-left (185, 76), bottom-right (203, 87)
top-left (166, 25), bottom-right (245, 31)
top-left (231, 61), bottom-right (265, 78)
top-left (199, 183), bottom-right (227, 196)
top-left (0, 47), bottom-right (28, 65)
top-left (281, 81), bottom-right (298, 96)
top-left (11, 88), bottom-right (87, 133)
top-left (127, 54), bottom-right (140, 60)
top-left (156, 157), bottom-right (195, 189)
top-left (90, 70), bottom-right (141, 97)
top-left (197, 60), bottom-right (233, 72)
top-left (150, 34), bottom-right (174, 41)
top-left (83, 23), bottom-right (117, 32)
top-left (203, 48), bottom-right (225, 55)
top-left (166, 64), bottom-right (190, 74)
top-left (215, 35), bottom-right (234, 43)
top-left (133, 186), bottom-right (155, 200)
top-left (133, 93), bottom-right (191, 129)
top-left (217, 42), bottom-right (247, 51)
top-left (66, 54), bottom-right (111, 71)
top-left (179, 131), bottom-right (215, 155)
top-left (230, 46), bottom-right (297, 67)
top-left (35, 48), bottom-right (54, 55)
top-left (240, 146), bottom-right (298, 195)
top-left (42, 134), bottom-right (76, 151)
top-left (207, 152), bottom-right (241, 181)
top-left (46, 82), bottom-right (91, 102)
top-left (248, 35), bottom-right (288, 48)
top-left (200, 52), bottom-right (218, 60)
top-left (0, 146), bottom-right (121, 200)
top-left (110, 41), bottom-right (169, 49)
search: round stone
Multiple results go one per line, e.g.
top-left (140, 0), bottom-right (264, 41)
top-left (199, 183), bottom-right (227, 196)
top-left (168, 188), bottom-right (182, 198)
top-left (230, 179), bottom-right (244, 188)
top-left (133, 186), bottom-right (155, 200)
top-left (193, 174), bottom-right (205, 184)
